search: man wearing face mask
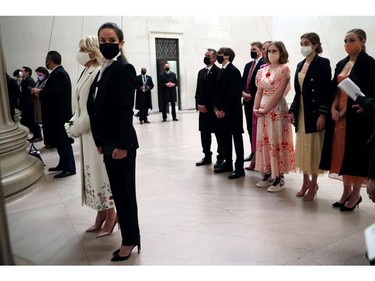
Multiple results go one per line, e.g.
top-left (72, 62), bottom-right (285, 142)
top-left (194, 48), bottom-right (223, 167)
top-left (32, 51), bottom-right (76, 178)
top-left (241, 42), bottom-right (265, 167)
top-left (214, 47), bottom-right (245, 179)
top-left (159, 63), bottom-right (178, 122)
top-left (135, 67), bottom-right (154, 124)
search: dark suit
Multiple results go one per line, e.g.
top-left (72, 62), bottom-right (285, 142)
top-left (87, 57), bottom-right (140, 247)
top-left (320, 51), bottom-right (375, 176)
top-left (135, 74), bottom-right (154, 122)
top-left (215, 62), bottom-right (244, 172)
top-left (20, 76), bottom-right (41, 137)
top-left (39, 65), bottom-right (75, 172)
top-left (6, 73), bottom-right (20, 121)
top-left (195, 64), bottom-right (223, 160)
top-left (241, 57), bottom-right (264, 145)
top-left (159, 70), bottom-right (178, 120)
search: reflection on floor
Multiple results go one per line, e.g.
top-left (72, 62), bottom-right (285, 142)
top-left (5, 111), bottom-right (375, 269)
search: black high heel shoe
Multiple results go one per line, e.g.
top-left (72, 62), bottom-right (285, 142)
top-left (332, 194), bottom-right (352, 208)
top-left (111, 243), bottom-right (141, 262)
top-left (340, 196), bottom-right (362, 212)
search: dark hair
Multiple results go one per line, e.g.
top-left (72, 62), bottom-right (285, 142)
top-left (22, 66), bottom-right (32, 76)
top-left (98, 22), bottom-right (124, 42)
top-left (268, 41), bottom-right (289, 64)
top-left (347, 28), bottom-right (367, 52)
top-left (207, 48), bottom-right (217, 58)
top-left (35, 66), bottom-right (49, 78)
top-left (300, 32), bottom-right (323, 54)
top-left (217, 47), bottom-right (235, 62)
top-left (47, 50), bottom-right (62, 65)
top-left (13, 69), bottom-right (21, 77)
top-left (251, 41), bottom-right (263, 50)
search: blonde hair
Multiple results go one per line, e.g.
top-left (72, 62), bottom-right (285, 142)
top-left (79, 35), bottom-right (101, 67)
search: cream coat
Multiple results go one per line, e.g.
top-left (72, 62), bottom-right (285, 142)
top-left (71, 65), bottom-right (114, 210)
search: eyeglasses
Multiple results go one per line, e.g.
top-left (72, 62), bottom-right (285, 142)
top-left (267, 49), bottom-right (279, 53)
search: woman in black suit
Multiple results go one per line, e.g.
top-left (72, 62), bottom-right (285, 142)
top-left (289, 32), bottom-right (332, 201)
top-left (87, 22), bottom-right (140, 261)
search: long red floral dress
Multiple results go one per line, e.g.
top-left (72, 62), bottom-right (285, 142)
top-left (255, 64), bottom-right (294, 178)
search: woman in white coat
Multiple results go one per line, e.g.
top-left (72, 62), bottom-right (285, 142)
top-left (68, 36), bottom-right (117, 238)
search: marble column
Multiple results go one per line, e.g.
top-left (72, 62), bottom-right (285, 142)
top-left (0, 27), bottom-right (44, 198)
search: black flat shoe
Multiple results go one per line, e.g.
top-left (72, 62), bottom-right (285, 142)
top-left (48, 166), bottom-right (63, 172)
top-left (54, 171), bottom-right (76, 178)
top-left (195, 158), bottom-right (212, 166)
top-left (228, 170), bottom-right (245, 179)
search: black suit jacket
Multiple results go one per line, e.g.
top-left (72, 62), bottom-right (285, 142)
top-left (87, 58), bottom-right (139, 151)
top-left (159, 71), bottom-right (178, 102)
top-left (39, 65), bottom-right (72, 147)
top-left (215, 62), bottom-right (243, 134)
top-left (289, 55), bottom-right (332, 133)
top-left (241, 58), bottom-right (265, 107)
top-left (135, 74), bottom-right (154, 110)
top-left (195, 64), bottom-right (220, 132)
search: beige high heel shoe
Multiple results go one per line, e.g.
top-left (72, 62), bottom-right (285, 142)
top-left (85, 210), bottom-right (106, 232)
top-left (296, 182), bottom-right (310, 197)
top-left (303, 184), bottom-right (319, 201)
top-left (96, 208), bottom-right (118, 238)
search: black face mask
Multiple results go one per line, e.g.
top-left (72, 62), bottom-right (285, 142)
top-left (217, 55), bottom-right (224, 64)
top-left (203, 57), bottom-right (211, 65)
top-left (250, 51), bottom-right (257, 59)
top-left (165, 68), bottom-right (170, 72)
top-left (99, 43), bottom-right (120, 60)
top-left (141, 71), bottom-right (146, 75)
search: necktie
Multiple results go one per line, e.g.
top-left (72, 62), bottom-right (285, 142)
top-left (204, 68), bottom-right (209, 79)
top-left (245, 61), bottom-right (256, 93)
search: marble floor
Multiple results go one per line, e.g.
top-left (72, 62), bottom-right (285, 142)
top-left (3, 110), bottom-right (375, 276)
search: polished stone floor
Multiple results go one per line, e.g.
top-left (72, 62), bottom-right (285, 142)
top-left (3, 111), bottom-right (375, 275)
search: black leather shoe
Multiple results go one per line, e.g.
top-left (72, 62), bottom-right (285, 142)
top-left (244, 153), bottom-right (254, 162)
top-left (54, 171), bottom-right (76, 178)
top-left (162, 119), bottom-right (167, 122)
top-left (214, 159), bottom-right (224, 169)
top-left (228, 170), bottom-right (245, 179)
top-left (173, 118), bottom-right (179, 121)
top-left (48, 166), bottom-right (63, 172)
top-left (195, 158), bottom-right (212, 166)
top-left (214, 164), bottom-right (233, 173)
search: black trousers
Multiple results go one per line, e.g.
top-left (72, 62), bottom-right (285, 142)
top-left (244, 102), bottom-right (253, 147)
top-left (162, 100), bottom-right (177, 120)
top-left (138, 95), bottom-right (149, 122)
top-left (103, 149), bottom-right (140, 246)
top-left (200, 130), bottom-right (224, 161)
top-left (219, 130), bottom-right (244, 171)
top-left (56, 143), bottom-right (76, 172)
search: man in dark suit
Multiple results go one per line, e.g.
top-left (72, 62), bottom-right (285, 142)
top-left (195, 48), bottom-right (223, 167)
top-left (6, 73), bottom-right (20, 122)
top-left (20, 66), bottom-right (43, 142)
top-left (214, 47), bottom-right (245, 179)
top-left (33, 51), bottom-right (76, 178)
top-left (159, 63), bottom-right (178, 121)
top-left (135, 67), bottom-right (154, 124)
top-left (241, 41), bottom-right (265, 163)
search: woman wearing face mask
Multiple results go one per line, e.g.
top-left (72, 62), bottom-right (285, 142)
top-left (320, 28), bottom-right (375, 211)
top-left (289, 33), bottom-right (332, 201)
top-left (87, 22), bottom-right (140, 262)
top-left (253, 41), bottom-right (294, 192)
top-left (68, 35), bottom-right (117, 238)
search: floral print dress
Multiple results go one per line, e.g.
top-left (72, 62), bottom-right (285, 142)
top-left (255, 64), bottom-right (294, 178)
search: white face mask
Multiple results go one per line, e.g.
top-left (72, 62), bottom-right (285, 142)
top-left (300, 46), bottom-right (312, 57)
top-left (76, 51), bottom-right (91, 66)
top-left (268, 53), bottom-right (279, 64)
top-left (18, 71), bottom-right (23, 78)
